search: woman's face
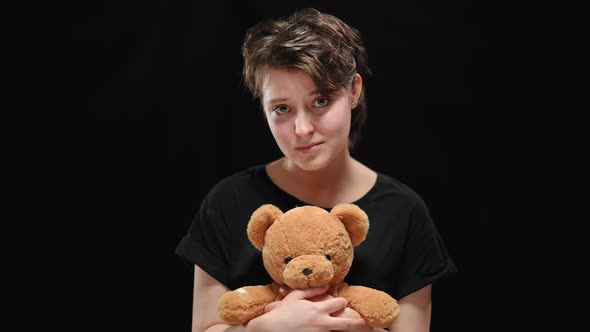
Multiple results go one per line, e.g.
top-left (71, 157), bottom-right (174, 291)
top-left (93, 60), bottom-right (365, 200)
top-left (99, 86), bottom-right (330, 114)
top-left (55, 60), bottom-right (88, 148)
top-left (261, 68), bottom-right (360, 171)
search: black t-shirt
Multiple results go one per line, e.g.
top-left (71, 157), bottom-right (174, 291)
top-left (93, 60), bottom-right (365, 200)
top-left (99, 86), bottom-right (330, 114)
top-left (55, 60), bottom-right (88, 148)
top-left (175, 165), bottom-right (456, 300)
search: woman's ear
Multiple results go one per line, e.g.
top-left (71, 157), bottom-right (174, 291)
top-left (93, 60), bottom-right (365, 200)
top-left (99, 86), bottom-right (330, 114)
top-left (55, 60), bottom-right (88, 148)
top-left (247, 204), bottom-right (284, 251)
top-left (351, 73), bottom-right (363, 106)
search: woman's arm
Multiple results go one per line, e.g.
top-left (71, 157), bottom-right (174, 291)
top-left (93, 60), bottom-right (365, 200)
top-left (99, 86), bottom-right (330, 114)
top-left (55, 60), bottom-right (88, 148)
top-left (388, 285), bottom-right (432, 332)
top-left (192, 265), bottom-right (247, 332)
top-left (192, 265), bottom-right (366, 332)
top-left (277, 285), bottom-right (389, 332)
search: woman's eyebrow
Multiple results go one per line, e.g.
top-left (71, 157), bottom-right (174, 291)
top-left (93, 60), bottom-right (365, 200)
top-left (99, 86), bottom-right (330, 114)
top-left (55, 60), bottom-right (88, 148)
top-left (267, 90), bottom-right (320, 105)
top-left (268, 97), bottom-right (288, 104)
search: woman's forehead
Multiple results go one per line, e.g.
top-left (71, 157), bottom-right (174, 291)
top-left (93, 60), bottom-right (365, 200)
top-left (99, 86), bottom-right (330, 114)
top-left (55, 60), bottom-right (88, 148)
top-left (261, 69), bottom-right (318, 100)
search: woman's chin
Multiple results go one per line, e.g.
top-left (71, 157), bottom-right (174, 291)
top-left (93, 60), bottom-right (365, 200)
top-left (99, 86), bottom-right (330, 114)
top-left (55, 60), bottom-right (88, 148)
top-left (290, 157), bottom-right (329, 172)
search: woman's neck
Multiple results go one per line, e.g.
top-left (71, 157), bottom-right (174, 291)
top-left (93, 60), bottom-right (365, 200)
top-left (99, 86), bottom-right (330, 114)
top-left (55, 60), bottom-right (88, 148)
top-left (281, 153), bottom-right (354, 190)
top-left (267, 153), bottom-right (376, 208)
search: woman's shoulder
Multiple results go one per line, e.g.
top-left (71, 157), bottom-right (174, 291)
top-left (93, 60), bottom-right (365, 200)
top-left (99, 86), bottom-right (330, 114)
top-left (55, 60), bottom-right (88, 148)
top-left (371, 171), bottom-right (429, 208)
top-left (208, 164), bottom-right (266, 191)
top-left (203, 165), bottom-right (269, 205)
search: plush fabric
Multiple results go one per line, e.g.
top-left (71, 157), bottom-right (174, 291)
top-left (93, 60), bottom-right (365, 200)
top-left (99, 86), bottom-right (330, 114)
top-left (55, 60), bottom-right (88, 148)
top-left (217, 204), bottom-right (399, 328)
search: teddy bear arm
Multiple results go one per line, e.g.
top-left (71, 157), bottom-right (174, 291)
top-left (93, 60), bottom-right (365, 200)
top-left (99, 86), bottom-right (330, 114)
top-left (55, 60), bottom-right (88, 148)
top-left (217, 283), bottom-right (279, 325)
top-left (338, 285), bottom-right (400, 329)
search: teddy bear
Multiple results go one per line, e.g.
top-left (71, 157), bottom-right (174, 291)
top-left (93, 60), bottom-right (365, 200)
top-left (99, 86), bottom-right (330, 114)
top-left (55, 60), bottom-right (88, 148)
top-left (217, 203), bottom-right (400, 328)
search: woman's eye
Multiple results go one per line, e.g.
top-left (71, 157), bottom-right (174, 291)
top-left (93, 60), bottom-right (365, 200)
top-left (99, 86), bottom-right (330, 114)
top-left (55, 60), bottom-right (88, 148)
top-left (314, 98), bottom-right (330, 107)
top-left (272, 105), bottom-right (290, 114)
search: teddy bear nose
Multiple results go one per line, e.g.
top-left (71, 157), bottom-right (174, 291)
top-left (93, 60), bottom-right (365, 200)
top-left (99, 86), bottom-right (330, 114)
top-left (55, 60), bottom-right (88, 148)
top-left (302, 268), bottom-right (313, 276)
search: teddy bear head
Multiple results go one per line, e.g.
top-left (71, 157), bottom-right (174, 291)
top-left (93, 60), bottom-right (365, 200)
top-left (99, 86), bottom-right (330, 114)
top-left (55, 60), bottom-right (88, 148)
top-left (247, 204), bottom-right (369, 290)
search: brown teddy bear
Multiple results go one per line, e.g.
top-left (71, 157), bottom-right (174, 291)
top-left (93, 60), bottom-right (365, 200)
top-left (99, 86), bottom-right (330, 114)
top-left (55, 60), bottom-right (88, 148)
top-left (217, 204), bottom-right (400, 328)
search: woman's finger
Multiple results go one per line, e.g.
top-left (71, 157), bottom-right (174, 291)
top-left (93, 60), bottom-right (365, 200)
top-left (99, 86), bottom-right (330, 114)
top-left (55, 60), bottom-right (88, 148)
top-left (279, 285), bottom-right (292, 297)
top-left (331, 306), bottom-right (362, 318)
top-left (318, 317), bottom-right (367, 330)
top-left (284, 285), bottom-right (329, 300)
top-left (264, 301), bottom-right (280, 313)
top-left (318, 296), bottom-right (348, 313)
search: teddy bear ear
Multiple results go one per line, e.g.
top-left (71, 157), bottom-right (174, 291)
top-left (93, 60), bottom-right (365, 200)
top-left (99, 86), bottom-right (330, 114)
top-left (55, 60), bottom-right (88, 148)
top-left (330, 204), bottom-right (369, 247)
top-left (247, 204), bottom-right (284, 251)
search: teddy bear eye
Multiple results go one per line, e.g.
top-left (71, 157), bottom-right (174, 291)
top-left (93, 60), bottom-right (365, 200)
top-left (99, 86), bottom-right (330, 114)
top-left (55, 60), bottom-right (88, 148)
top-left (284, 256), bottom-right (292, 264)
top-left (325, 255), bottom-right (331, 261)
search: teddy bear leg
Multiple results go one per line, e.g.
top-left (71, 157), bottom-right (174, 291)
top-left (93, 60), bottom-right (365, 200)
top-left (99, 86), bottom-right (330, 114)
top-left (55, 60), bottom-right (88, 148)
top-left (340, 286), bottom-right (400, 329)
top-left (217, 284), bottom-right (278, 325)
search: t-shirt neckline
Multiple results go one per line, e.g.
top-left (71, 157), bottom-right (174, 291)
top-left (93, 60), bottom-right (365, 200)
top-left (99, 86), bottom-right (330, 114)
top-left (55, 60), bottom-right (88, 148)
top-left (253, 164), bottom-right (382, 209)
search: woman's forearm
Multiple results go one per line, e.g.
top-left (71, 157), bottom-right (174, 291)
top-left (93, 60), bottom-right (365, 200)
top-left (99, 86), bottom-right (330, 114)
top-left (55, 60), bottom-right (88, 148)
top-left (202, 324), bottom-right (246, 332)
top-left (202, 315), bottom-right (264, 332)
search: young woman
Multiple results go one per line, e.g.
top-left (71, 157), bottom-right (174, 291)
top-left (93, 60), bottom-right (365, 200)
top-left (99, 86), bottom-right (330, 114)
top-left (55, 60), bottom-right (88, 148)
top-left (176, 8), bottom-right (456, 332)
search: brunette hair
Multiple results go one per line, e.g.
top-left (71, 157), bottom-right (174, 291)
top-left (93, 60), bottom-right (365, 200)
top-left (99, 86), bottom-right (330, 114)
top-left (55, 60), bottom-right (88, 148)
top-left (241, 8), bottom-right (371, 148)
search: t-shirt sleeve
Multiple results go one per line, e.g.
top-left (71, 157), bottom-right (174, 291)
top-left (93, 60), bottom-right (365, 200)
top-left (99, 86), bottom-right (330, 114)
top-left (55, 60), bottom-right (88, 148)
top-left (175, 193), bottom-right (231, 286)
top-left (395, 195), bottom-right (457, 299)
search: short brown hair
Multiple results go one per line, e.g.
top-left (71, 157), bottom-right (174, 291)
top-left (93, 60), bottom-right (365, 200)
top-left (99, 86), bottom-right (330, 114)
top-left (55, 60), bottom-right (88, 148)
top-left (241, 8), bottom-right (371, 148)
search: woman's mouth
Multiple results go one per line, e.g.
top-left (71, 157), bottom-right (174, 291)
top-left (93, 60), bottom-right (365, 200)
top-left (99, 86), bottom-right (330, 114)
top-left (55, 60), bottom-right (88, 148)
top-left (295, 142), bottom-right (323, 153)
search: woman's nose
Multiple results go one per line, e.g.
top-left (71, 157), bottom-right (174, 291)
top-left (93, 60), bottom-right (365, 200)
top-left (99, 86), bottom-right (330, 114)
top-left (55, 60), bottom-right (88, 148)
top-left (294, 111), bottom-right (314, 136)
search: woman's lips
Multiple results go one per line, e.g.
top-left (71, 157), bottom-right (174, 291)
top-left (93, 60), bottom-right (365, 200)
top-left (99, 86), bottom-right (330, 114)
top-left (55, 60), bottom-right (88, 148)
top-left (295, 142), bottom-right (323, 153)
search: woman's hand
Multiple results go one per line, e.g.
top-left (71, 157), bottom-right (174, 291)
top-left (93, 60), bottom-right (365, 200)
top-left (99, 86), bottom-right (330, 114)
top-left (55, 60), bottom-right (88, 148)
top-left (329, 306), bottom-right (374, 332)
top-left (250, 285), bottom-right (366, 332)
top-left (266, 285), bottom-right (378, 332)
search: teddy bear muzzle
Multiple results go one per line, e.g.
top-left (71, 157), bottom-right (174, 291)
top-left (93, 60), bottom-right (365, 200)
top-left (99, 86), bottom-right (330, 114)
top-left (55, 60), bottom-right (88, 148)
top-left (283, 255), bottom-right (334, 289)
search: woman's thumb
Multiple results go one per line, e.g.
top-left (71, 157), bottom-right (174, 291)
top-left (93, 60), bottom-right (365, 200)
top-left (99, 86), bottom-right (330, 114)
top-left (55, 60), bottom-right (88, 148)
top-left (264, 301), bottom-right (279, 313)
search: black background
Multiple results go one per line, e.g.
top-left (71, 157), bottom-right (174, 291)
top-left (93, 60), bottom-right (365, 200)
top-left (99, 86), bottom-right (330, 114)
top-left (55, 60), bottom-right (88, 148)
top-left (7, 0), bottom-right (589, 331)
